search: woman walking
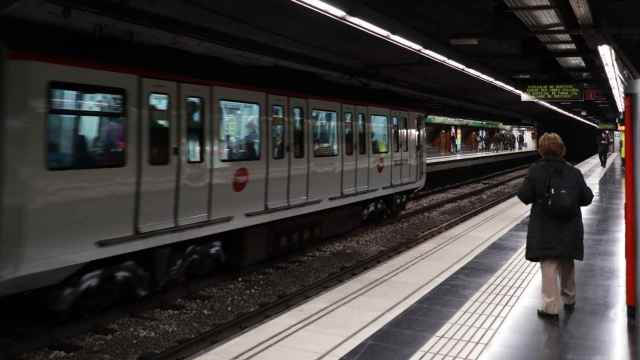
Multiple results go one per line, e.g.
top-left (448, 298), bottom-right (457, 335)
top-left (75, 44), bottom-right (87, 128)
top-left (517, 133), bottom-right (594, 318)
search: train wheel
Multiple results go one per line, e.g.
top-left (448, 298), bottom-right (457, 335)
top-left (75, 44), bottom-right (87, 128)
top-left (386, 194), bottom-right (408, 218)
top-left (186, 240), bottom-right (225, 277)
top-left (50, 261), bottom-right (150, 313)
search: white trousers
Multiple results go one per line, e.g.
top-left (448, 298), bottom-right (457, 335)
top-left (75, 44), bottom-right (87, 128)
top-left (540, 259), bottom-right (576, 314)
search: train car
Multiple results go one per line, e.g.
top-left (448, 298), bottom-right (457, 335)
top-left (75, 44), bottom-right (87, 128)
top-left (0, 48), bottom-right (427, 308)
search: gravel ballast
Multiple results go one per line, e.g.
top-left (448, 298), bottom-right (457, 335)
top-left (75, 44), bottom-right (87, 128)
top-left (17, 177), bottom-right (525, 360)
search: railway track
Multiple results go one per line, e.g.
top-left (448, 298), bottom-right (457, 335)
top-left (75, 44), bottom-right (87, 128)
top-left (416, 164), bottom-right (529, 198)
top-left (6, 167), bottom-right (527, 360)
top-left (401, 167), bottom-right (528, 219)
top-left (145, 172), bottom-right (527, 360)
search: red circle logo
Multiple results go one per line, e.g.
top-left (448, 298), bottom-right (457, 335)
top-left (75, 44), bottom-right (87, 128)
top-left (232, 167), bottom-right (249, 192)
top-left (376, 157), bottom-right (384, 173)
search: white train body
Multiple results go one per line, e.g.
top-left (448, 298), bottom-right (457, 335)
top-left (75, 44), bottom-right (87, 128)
top-left (0, 54), bottom-right (427, 296)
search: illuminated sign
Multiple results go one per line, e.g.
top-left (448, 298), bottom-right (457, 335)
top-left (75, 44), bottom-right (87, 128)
top-left (525, 84), bottom-right (583, 101)
top-left (426, 116), bottom-right (502, 128)
top-left (598, 123), bottom-right (617, 130)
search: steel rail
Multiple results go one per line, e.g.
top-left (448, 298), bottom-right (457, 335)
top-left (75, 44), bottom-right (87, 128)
top-left (147, 177), bottom-right (525, 360)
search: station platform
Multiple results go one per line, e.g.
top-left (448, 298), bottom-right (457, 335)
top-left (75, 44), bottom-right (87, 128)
top-left (426, 150), bottom-right (538, 172)
top-left (192, 153), bottom-right (632, 360)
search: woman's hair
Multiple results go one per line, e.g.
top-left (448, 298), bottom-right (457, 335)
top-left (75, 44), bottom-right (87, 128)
top-left (538, 132), bottom-right (566, 158)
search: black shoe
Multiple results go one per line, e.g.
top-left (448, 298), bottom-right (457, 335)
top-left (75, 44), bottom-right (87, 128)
top-left (537, 309), bottom-right (559, 319)
top-left (564, 303), bottom-right (575, 312)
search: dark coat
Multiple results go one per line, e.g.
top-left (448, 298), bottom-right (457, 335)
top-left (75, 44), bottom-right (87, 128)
top-left (597, 135), bottom-right (609, 153)
top-left (517, 157), bottom-right (594, 262)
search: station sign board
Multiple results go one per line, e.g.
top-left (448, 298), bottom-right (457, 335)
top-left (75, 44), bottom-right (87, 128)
top-left (598, 122), bottom-right (617, 130)
top-left (426, 116), bottom-right (502, 128)
top-left (524, 84), bottom-right (583, 101)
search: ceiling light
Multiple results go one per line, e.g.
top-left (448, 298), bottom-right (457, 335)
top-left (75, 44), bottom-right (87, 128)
top-left (568, 0), bottom-right (593, 26)
top-left (446, 59), bottom-right (466, 70)
top-left (466, 69), bottom-right (495, 82)
top-left (345, 16), bottom-right (390, 37)
top-left (513, 74), bottom-right (532, 79)
top-left (450, 38), bottom-right (480, 46)
top-left (291, 0), bottom-right (597, 127)
top-left (556, 56), bottom-right (586, 68)
top-left (420, 48), bottom-right (448, 62)
top-left (598, 44), bottom-right (625, 113)
top-left (389, 34), bottom-right (423, 50)
top-left (291, 0), bottom-right (347, 18)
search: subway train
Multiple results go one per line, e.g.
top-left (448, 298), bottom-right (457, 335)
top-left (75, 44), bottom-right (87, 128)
top-left (0, 50), bottom-right (430, 308)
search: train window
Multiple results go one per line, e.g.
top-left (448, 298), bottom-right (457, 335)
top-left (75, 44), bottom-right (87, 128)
top-left (371, 115), bottom-right (389, 154)
top-left (185, 97), bottom-right (204, 163)
top-left (312, 110), bottom-right (338, 157)
top-left (149, 93), bottom-right (171, 165)
top-left (344, 112), bottom-right (354, 156)
top-left (357, 113), bottom-right (366, 155)
top-left (47, 83), bottom-right (126, 170)
top-left (219, 100), bottom-right (261, 161)
top-left (392, 116), bottom-right (400, 153)
top-left (402, 117), bottom-right (409, 152)
top-left (271, 105), bottom-right (285, 160)
top-left (292, 107), bottom-right (305, 159)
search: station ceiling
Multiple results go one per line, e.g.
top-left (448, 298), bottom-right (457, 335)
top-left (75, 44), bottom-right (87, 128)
top-left (2, 0), bottom-right (639, 126)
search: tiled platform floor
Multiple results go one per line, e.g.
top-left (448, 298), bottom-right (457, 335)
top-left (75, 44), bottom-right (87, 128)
top-left (426, 150), bottom-right (539, 172)
top-left (343, 154), bottom-right (633, 360)
top-left (479, 155), bottom-right (636, 360)
top-left (426, 149), bottom-right (536, 163)
top-left (192, 154), bottom-right (629, 360)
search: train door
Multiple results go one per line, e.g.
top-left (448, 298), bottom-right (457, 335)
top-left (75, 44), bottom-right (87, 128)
top-left (400, 113), bottom-right (412, 184)
top-left (289, 98), bottom-right (309, 205)
top-left (355, 107), bottom-right (369, 192)
top-left (177, 84), bottom-right (211, 225)
top-left (369, 107), bottom-right (391, 190)
top-left (390, 111), bottom-right (402, 185)
top-left (407, 112), bottom-right (420, 182)
top-left (415, 113), bottom-right (425, 181)
top-left (309, 100), bottom-right (341, 200)
top-left (138, 78), bottom-right (178, 232)
top-left (211, 87), bottom-right (266, 219)
top-left (341, 104), bottom-right (356, 195)
top-left (267, 95), bottom-right (288, 209)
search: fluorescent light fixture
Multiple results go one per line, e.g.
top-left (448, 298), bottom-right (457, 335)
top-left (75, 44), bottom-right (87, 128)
top-left (346, 16), bottom-right (390, 37)
top-left (466, 68), bottom-right (495, 83)
top-left (598, 44), bottom-right (625, 113)
top-left (450, 38), bottom-right (480, 46)
top-left (291, 0), bottom-right (346, 18)
top-left (291, 0), bottom-right (597, 127)
top-left (420, 48), bottom-right (448, 62)
top-left (390, 34), bottom-right (422, 50)
top-left (446, 59), bottom-right (466, 70)
top-left (493, 81), bottom-right (522, 95)
top-left (569, 0), bottom-right (594, 26)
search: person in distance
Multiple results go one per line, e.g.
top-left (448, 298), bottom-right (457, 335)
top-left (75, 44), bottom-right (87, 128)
top-left (517, 133), bottom-right (594, 319)
top-left (597, 131), bottom-right (609, 168)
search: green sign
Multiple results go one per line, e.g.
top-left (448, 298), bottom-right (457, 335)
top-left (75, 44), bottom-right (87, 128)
top-left (598, 123), bottom-right (617, 130)
top-left (525, 84), bottom-right (583, 101)
top-left (426, 116), bottom-right (502, 128)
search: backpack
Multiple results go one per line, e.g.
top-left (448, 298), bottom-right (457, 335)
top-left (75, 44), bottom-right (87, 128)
top-left (543, 164), bottom-right (579, 220)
